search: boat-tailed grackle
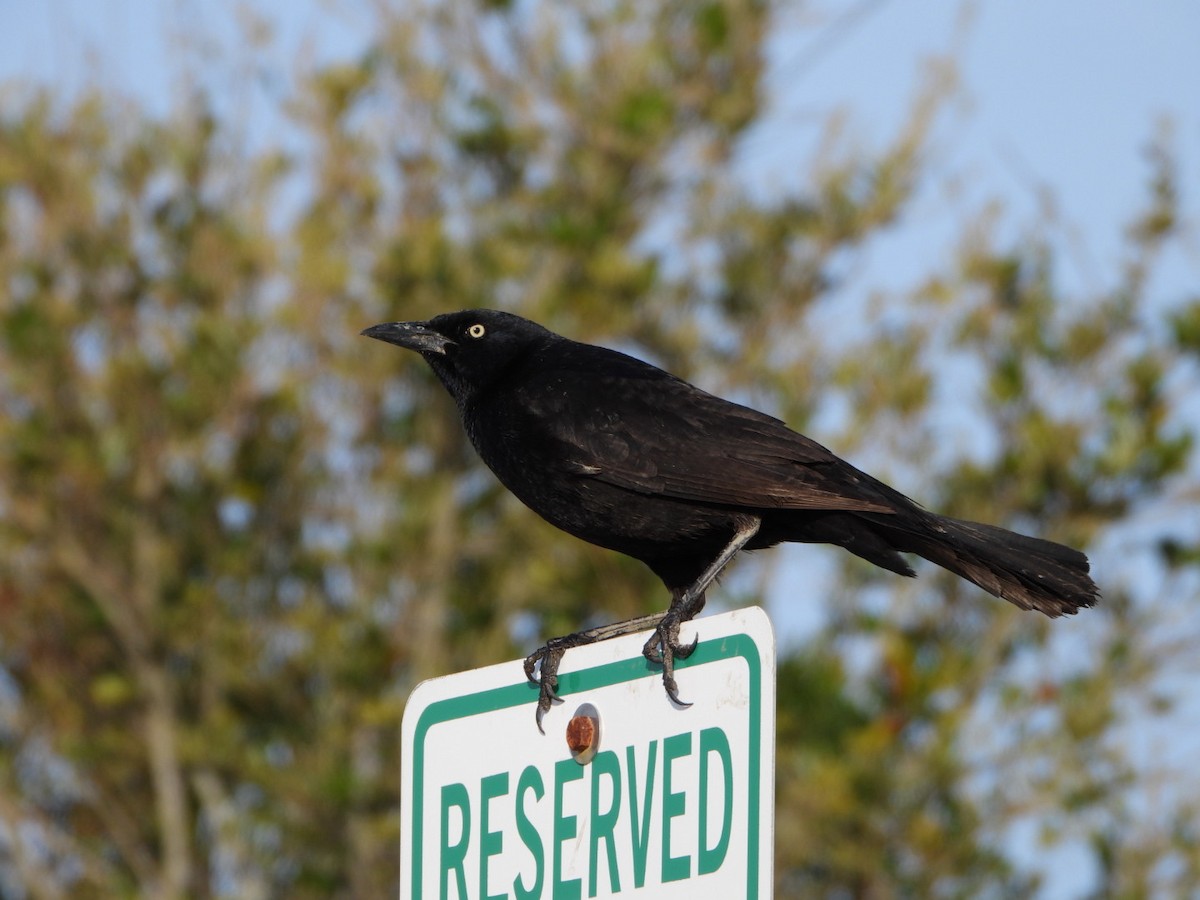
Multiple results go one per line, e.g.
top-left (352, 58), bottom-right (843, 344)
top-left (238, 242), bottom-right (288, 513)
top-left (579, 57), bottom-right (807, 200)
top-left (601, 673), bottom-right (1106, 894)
top-left (363, 310), bottom-right (1098, 730)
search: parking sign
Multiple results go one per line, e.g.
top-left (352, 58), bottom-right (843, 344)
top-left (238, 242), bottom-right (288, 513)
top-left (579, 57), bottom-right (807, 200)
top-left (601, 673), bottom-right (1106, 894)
top-left (400, 606), bottom-right (776, 898)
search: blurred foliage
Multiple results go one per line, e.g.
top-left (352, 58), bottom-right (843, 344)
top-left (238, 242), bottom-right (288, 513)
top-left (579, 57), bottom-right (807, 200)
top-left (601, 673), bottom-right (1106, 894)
top-left (0, 1), bottom-right (1197, 897)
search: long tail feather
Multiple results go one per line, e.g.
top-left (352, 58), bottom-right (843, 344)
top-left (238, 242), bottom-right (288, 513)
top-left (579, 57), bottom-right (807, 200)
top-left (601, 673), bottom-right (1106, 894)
top-left (884, 514), bottom-right (1099, 617)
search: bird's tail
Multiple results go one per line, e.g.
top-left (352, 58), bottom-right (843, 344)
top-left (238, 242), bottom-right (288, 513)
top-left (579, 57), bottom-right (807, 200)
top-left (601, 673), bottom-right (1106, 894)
top-left (883, 514), bottom-right (1099, 617)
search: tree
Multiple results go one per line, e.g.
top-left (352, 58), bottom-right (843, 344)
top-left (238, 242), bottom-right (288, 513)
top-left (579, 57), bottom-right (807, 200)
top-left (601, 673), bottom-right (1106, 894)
top-left (0, 2), bottom-right (1196, 896)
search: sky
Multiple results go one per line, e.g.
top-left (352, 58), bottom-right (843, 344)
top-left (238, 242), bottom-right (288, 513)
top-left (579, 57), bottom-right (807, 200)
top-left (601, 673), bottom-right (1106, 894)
top-left (1, 0), bottom-right (1195, 322)
top-left (3, 0), bottom-right (1197, 247)
top-left (753, 0), bottom-right (1199, 307)
top-left (2, 1), bottom-right (1198, 895)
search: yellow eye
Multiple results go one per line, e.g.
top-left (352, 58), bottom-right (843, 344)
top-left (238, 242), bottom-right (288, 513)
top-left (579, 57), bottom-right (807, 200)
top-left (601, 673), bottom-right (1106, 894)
top-left (467, 323), bottom-right (486, 339)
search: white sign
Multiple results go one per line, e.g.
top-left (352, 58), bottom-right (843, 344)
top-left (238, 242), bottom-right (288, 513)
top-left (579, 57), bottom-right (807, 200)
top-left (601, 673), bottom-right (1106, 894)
top-left (400, 606), bottom-right (776, 899)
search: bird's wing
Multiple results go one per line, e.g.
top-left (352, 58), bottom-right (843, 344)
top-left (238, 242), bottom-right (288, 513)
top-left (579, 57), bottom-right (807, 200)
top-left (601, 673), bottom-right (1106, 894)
top-left (524, 363), bottom-right (903, 515)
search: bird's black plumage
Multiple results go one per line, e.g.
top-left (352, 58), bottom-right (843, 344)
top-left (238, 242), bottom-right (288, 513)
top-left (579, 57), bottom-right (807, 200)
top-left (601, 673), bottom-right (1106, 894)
top-left (363, 309), bottom-right (1099, 727)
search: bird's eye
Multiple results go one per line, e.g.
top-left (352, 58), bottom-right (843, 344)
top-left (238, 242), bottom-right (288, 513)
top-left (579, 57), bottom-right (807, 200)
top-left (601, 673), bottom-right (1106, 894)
top-left (467, 323), bottom-right (486, 339)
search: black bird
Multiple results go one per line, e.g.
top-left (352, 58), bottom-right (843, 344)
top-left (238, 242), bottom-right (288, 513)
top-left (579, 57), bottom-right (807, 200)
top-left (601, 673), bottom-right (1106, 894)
top-left (363, 310), bottom-right (1098, 728)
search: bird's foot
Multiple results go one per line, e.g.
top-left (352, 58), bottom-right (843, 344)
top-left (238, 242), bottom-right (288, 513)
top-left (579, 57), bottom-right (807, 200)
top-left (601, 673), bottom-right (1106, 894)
top-left (524, 632), bottom-right (597, 734)
top-left (524, 609), bottom-right (700, 729)
top-left (642, 613), bottom-right (699, 708)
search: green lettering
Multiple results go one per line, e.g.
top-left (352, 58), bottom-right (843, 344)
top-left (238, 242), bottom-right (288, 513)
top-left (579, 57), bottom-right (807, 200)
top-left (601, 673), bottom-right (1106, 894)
top-left (440, 782), bottom-right (470, 900)
top-left (698, 727), bottom-right (733, 875)
top-left (479, 772), bottom-right (508, 900)
top-left (626, 742), bottom-right (658, 888)
top-left (514, 766), bottom-right (546, 900)
top-left (588, 750), bottom-right (622, 897)
top-left (661, 732), bottom-right (692, 882)
top-left (553, 758), bottom-right (584, 900)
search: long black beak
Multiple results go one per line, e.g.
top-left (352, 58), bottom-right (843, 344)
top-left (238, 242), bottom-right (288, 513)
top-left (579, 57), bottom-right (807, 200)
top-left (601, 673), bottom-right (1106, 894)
top-left (360, 321), bottom-right (454, 355)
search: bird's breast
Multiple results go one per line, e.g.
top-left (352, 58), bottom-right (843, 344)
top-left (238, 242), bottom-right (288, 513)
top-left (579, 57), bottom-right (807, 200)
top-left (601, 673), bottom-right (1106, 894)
top-left (461, 398), bottom-right (738, 560)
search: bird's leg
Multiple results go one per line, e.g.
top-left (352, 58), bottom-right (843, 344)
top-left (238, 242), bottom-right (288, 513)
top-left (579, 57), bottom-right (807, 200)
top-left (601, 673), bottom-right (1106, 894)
top-left (526, 515), bottom-right (761, 730)
top-left (643, 515), bottom-right (761, 706)
top-left (640, 587), bottom-right (699, 706)
top-left (524, 612), bottom-right (666, 733)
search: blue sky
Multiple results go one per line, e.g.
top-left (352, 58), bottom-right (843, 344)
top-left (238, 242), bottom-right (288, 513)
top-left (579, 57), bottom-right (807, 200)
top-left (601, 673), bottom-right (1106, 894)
top-left (2, 0), bottom-right (1195, 297)
top-left (3, 2), bottom-right (1198, 895)
top-left (762, 0), bottom-right (1199, 296)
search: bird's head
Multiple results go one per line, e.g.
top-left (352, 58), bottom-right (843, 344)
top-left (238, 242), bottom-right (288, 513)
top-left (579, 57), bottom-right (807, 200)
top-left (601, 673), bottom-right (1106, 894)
top-left (361, 309), bottom-right (552, 402)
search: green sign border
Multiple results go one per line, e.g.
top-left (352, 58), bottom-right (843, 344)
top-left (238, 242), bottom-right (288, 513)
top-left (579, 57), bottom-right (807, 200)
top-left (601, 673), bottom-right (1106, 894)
top-left (407, 631), bottom-right (765, 898)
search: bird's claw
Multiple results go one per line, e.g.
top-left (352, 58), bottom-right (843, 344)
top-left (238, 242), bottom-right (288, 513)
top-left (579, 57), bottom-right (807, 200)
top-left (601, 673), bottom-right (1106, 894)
top-left (525, 618), bottom-right (699, 729)
top-left (534, 682), bottom-right (560, 734)
top-left (677, 632), bottom-right (700, 659)
top-left (523, 645), bottom-right (547, 685)
top-left (526, 632), bottom-right (602, 733)
top-left (641, 632), bottom-right (698, 663)
top-left (662, 668), bottom-right (693, 708)
top-left (642, 618), bottom-right (697, 708)
top-left (524, 643), bottom-right (567, 733)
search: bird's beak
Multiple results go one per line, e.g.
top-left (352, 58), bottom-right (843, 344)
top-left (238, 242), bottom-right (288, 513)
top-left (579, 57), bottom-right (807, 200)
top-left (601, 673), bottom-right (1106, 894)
top-left (360, 321), bottom-right (454, 355)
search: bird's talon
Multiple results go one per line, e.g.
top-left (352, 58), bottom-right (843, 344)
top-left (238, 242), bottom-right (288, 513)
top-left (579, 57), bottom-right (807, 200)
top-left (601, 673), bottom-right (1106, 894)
top-left (643, 640), bottom-right (664, 664)
top-left (526, 643), bottom-right (567, 730)
top-left (662, 670), bottom-right (692, 708)
top-left (675, 632), bottom-right (700, 659)
top-left (670, 692), bottom-right (693, 709)
top-left (646, 617), bottom-right (695, 707)
top-left (523, 653), bottom-right (541, 685)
